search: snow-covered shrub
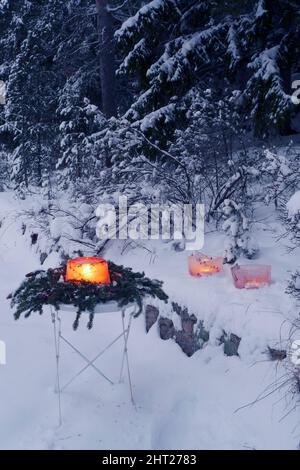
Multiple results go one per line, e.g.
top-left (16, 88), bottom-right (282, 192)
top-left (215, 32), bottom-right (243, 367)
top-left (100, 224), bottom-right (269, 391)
top-left (287, 271), bottom-right (300, 302)
top-left (17, 194), bottom-right (101, 264)
top-left (167, 87), bottom-right (248, 208)
top-left (284, 189), bottom-right (300, 404)
top-left (285, 190), bottom-right (300, 249)
top-left (260, 148), bottom-right (296, 209)
top-left (222, 199), bottom-right (258, 264)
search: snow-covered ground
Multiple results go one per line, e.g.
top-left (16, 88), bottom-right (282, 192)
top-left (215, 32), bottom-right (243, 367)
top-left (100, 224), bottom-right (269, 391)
top-left (0, 192), bottom-right (300, 450)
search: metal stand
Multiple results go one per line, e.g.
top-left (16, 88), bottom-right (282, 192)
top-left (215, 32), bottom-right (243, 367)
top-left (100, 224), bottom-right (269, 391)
top-left (50, 303), bottom-right (136, 426)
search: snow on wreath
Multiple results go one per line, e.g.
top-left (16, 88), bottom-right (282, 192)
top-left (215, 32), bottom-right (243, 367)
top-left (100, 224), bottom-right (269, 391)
top-left (8, 260), bottom-right (168, 330)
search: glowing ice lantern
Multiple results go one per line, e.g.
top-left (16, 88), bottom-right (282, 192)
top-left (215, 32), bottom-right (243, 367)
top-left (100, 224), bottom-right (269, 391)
top-left (188, 253), bottom-right (223, 277)
top-left (231, 264), bottom-right (271, 289)
top-left (65, 257), bottom-right (111, 284)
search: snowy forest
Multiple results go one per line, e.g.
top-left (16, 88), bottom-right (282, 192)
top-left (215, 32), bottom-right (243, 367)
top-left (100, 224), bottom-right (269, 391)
top-left (1, 0), bottom-right (300, 451)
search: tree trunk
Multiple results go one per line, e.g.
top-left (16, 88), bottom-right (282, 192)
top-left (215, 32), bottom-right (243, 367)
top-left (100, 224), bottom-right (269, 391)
top-left (96, 0), bottom-right (117, 119)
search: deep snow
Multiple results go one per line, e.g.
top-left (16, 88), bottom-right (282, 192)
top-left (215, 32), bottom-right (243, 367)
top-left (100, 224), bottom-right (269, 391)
top-left (0, 192), bottom-right (300, 450)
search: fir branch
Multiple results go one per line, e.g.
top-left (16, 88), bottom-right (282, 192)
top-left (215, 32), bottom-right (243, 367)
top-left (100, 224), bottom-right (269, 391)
top-left (9, 261), bottom-right (168, 330)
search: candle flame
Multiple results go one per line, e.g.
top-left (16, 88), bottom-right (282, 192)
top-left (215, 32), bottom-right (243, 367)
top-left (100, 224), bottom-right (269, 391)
top-left (82, 264), bottom-right (93, 278)
top-left (245, 280), bottom-right (264, 288)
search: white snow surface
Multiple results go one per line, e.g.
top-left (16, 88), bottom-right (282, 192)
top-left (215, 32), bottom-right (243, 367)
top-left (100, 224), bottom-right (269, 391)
top-left (0, 192), bottom-right (300, 450)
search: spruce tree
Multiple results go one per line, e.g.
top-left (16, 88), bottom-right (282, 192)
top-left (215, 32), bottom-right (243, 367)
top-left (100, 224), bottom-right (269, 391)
top-left (57, 91), bottom-right (105, 184)
top-left (116, 0), bottom-right (300, 137)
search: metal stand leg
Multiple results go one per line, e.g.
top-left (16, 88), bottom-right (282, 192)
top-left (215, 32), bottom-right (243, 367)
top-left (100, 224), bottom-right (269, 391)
top-left (51, 308), bottom-right (62, 427)
top-left (50, 303), bottom-right (137, 425)
top-left (119, 308), bottom-right (135, 405)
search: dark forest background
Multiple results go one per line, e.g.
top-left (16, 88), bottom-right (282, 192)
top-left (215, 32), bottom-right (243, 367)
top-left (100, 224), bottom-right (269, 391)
top-left (0, 1), bottom-right (299, 196)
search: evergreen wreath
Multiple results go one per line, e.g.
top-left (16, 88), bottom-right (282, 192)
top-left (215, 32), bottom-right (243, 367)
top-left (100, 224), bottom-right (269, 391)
top-left (9, 261), bottom-right (168, 330)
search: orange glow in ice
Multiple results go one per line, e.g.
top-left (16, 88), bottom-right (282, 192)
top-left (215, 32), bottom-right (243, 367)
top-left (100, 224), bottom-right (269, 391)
top-left (231, 265), bottom-right (271, 289)
top-left (188, 254), bottom-right (223, 277)
top-left (65, 257), bottom-right (111, 284)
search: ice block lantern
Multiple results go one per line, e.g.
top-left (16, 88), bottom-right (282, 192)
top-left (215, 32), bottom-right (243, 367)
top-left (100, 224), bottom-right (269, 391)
top-left (188, 253), bottom-right (223, 277)
top-left (65, 257), bottom-right (111, 284)
top-left (231, 264), bottom-right (271, 289)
